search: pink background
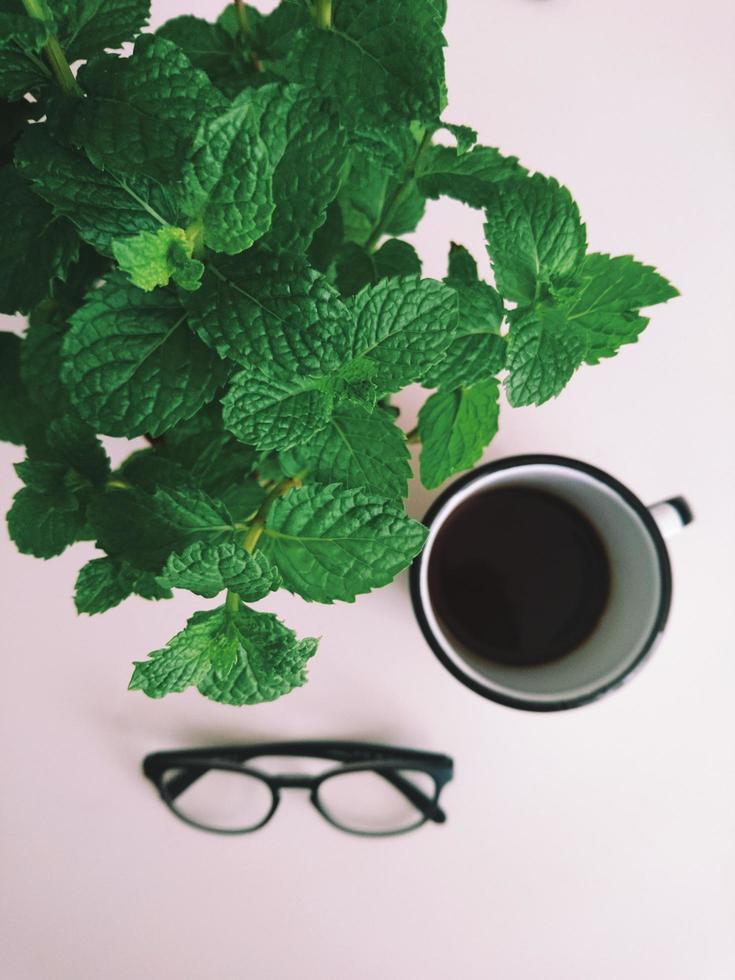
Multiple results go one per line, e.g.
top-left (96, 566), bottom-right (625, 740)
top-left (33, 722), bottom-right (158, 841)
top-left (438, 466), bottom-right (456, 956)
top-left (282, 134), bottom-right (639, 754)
top-left (2, 1), bottom-right (734, 977)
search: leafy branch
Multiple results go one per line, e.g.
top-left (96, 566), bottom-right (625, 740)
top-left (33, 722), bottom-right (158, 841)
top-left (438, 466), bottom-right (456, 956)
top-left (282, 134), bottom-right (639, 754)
top-left (0, 0), bottom-right (678, 708)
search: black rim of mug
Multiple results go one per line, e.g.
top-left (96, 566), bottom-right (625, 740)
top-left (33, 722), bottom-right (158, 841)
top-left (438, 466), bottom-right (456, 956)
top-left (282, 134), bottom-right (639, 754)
top-left (408, 454), bottom-right (673, 712)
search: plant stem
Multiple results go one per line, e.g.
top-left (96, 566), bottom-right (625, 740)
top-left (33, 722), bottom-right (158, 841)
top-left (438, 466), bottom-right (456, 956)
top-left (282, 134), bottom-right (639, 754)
top-left (242, 475), bottom-right (302, 553)
top-left (225, 590), bottom-right (241, 614)
top-left (233, 0), bottom-right (254, 42)
top-left (21, 0), bottom-right (82, 97)
top-left (365, 130), bottom-right (433, 252)
top-left (406, 427), bottom-right (421, 445)
top-left (315, 0), bottom-right (332, 29)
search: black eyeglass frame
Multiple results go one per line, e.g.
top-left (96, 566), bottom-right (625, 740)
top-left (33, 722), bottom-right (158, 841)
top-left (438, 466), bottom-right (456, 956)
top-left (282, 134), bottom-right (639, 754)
top-left (143, 741), bottom-right (454, 838)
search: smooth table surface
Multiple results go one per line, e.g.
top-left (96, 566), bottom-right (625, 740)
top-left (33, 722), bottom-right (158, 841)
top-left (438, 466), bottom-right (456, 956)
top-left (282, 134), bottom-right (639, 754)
top-left (2, 1), bottom-right (734, 977)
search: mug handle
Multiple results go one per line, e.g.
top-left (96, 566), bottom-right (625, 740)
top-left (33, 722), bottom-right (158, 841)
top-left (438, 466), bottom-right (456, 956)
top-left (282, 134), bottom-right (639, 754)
top-left (648, 496), bottom-right (694, 540)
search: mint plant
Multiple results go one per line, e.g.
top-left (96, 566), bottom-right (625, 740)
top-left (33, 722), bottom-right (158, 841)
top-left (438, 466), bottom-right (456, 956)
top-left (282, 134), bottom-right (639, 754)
top-left (1, 0), bottom-right (678, 707)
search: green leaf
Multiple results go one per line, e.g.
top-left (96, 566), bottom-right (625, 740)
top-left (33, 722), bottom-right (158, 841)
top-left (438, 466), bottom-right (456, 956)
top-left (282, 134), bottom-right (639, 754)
top-left (182, 99), bottom-right (275, 255)
top-left (157, 541), bottom-right (282, 600)
top-left (440, 122), bottom-right (477, 154)
top-left (16, 126), bottom-right (182, 255)
top-left (87, 485), bottom-right (235, 571)
top-left (338, 152), bottom-right (388, 246)
top-left (261, 483), bottom-right (427, 603)
top-left (157, 15), bottom-right (257, 98)
top-left (222, 366), bottom-right (333, 452)
top-left (282, 0), bottom-right (447, 128)
top-left (483, 173), bottom-right (587, 304)
top-left (44, 414), bottom-right (110, 485)
top-left (446, 242), bottom-right (478, 284)
top-left (73, 35), bottom-right (227, 182)
top-left (374, 239), bottom-right (422, 280)
top-left (560, 252), bottom-right (678, 363)
top-left (186, 253), bottom-right (353, 373)
top-left (14, 459), bottom-right (68, 493)
top-left (0, 2), bottom-right (49, 99)
top-left (112, 226), bottom-right (203, 292)
top-left (335, 242), bottom-right (376, 297)
top-left (505, 304), bottom-right (587, 407)
top-left (280, 402), bottom-right (411, 499)
top-left (418, 380), bottom-right (500, 488)
top-left (423, 280), bottom-right (505, 389)
top-left (7, 486), bottom-right (84, 558)
top-left (73, 556), bottom-right (171, 614)
top-left (346, 275), bottom-right (459, 391)
top-left (250, 84), bottom-right (350, 253)
top-left (62, 274), bottom-right (229, 438)
top-left (417, 144), bottom-right (524, 209)
top-left (20, 302), bottom-right (72, 417)
top-left (0, 332), bottom-right (37, 445)
top-left (129, 601), bottom-right (317, 705)
top-left (0, 167), bottom-right (79, 315)
top-left (55, 0), bottom-right (149, 61)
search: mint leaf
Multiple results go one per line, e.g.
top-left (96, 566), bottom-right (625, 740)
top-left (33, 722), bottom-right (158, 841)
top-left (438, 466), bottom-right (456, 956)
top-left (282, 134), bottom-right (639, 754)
top-left (20, 303), bottom-right (72, 417)
top-left (374, 239), bottom-right (422, 280)
top-left (262, 483), bottom-right (427, 603)
top-left (45, 415), bottom-right (110, 485)
top-left (17, 126), bottom-right (182, 255)
top-left (14, 459), bottom-right (68, 493)
top-left (283, 0), bottom-right (447, 128)
top-left (418, 380), bottom-right (500, 488)
top-left (222, 367), bottom-right (333, 452)
top-left (338, 152), bottom-right (389, 246)
top-left (440, 122), bottom-right (477, 154)
top-left (74, 556), bottom-right (171, 615)
top-left (62, 274), bottom-right (229, 438)
top-left (7, 486), bottom-right (84, 558)
top-left (250, 84), bottom-right (349, 253)
top-left (0, 167), bottom-right (79, 315)
top-left (73, 35), bottom-right (226, 182)
top-left (417, 144), bottom-right (524, 209)
top-left (447, 242), bottom-right (478, 283)
top-left (87, 485), bottom-right (235, 571)
top-left (484, 174), bottom-right (587, 304)
top-left (280, 402), bottom-right (411, 500)
top-left (347, 276), bottom-right (459, 392)
top-left (55, 0), bottom-right (149, 61)
top-left (157, 541), bottom-right (282, 600)
top-left (0, 3), bottom-right (49, 99)
top-left (157, 15), bottom-right (257, 97)
top-left (335, 242), bottom-right (377, 297)
top-left (129, 602), bottom-right (317, 705)
top-left (186, 253), bottom-right (352, 373)
top-left (562, 252), bottom-right (678, 363)
top-left (0, 332), bottom-right (37, 445)
top-left (112, 226), bottom-right (203, 291)
top-left (424, 279), bottom-right (505, 389)
top-left (182, 99), bottom-right (275, 255)
top-left (505, 304), bottom-right (587, 406)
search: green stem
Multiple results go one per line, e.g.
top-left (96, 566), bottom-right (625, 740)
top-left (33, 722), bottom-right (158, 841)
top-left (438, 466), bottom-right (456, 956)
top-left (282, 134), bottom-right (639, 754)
top-left (241, 475), bottom-right (303, 553)
top-left (21, 0), bottom-right (82, 96)
top-left (406, 427), bottom-right (420, 445)
top-left (233, 0), bottom-right (254, 42)
top-left (225, 590), bottom-right (241, 614)
top-left (315, 0), bottom-right (332, 29)
top-left (365, 130), bottom-right (433, 252)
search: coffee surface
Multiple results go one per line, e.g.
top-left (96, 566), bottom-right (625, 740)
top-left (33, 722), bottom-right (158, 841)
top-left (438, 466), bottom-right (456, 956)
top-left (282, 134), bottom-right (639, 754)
top-left (427, 487), bottom-right (610, 667)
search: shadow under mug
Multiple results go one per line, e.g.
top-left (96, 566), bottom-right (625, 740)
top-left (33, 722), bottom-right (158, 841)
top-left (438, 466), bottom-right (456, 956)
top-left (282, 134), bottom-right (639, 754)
top-left (409, 455), bottom-right (693, 712)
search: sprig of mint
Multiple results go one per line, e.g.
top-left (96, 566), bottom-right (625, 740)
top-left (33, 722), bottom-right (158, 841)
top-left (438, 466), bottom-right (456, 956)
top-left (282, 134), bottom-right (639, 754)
top-left (1, 0), bottom-right (678, 707)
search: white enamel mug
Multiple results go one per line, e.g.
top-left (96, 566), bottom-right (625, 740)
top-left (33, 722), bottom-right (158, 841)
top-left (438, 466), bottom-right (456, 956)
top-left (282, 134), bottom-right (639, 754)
top-left (409, 455), bottom-right (693, 712)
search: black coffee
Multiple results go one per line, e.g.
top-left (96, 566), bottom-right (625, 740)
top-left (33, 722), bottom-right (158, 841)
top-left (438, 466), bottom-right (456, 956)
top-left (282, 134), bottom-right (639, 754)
top-left (427, 487), bottom-right (610, 667)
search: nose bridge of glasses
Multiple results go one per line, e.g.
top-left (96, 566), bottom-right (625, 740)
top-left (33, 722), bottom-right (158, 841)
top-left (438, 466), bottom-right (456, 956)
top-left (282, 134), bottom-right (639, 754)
top-left (272, 773), bottom-right (318, 790)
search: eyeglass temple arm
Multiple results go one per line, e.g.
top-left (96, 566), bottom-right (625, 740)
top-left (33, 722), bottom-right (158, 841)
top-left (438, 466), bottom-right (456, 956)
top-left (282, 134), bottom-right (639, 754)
top-left (378, 769), bottom-right (446, 824)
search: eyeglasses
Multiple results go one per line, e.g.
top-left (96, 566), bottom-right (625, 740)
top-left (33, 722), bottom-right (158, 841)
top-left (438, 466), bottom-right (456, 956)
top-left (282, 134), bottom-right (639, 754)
top-left (143, 741), bottom-right (454, 837)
